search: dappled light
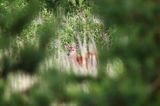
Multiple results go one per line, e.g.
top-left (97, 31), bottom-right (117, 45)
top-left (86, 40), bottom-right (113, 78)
top-left (0, 0), bottom-right (159, 106)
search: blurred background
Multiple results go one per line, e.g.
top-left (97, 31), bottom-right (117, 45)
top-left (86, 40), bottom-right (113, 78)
top-left (0, 0), bottom-right (159, 106)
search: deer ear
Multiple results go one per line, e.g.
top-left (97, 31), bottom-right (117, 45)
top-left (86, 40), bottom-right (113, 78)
top-left (75, 44), bottom-right (79, 49)
top-left (64, 44), bottom-right (69, 49)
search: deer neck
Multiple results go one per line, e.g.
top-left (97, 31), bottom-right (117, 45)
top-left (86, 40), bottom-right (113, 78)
top-left (69, 51), bottom-right (78, 60)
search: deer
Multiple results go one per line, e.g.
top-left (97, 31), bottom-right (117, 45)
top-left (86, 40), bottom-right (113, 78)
top-left (64, 44), bottom-right (96, 72)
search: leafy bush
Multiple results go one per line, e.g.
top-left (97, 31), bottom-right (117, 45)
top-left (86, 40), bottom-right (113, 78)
top-left (0, 0), bottom-right (160, 106)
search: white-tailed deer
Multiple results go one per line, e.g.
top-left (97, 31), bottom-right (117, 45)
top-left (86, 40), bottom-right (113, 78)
top-left (64, 44), bottom-right (96, 72)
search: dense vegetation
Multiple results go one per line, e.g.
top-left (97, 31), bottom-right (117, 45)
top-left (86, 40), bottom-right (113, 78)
top-left (0, 0), bottom-right (159, 106)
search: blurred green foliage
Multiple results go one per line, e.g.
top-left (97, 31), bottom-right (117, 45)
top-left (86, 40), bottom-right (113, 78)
top-left (0, 0), bottom-right (160, 106)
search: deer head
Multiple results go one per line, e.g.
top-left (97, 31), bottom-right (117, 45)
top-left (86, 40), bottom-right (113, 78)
top-left (64, 44), bottom-right (79, 56)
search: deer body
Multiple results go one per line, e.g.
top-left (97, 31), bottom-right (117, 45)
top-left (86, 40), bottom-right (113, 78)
top-left (65, 44), bottom-right (96, 71)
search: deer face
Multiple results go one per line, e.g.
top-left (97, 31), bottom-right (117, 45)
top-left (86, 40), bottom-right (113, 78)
top-left (64, 44), bottom-right (79, 56)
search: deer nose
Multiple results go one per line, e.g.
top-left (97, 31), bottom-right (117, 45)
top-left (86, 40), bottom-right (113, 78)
top-left (67, 52), bottom-right (70, 56)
